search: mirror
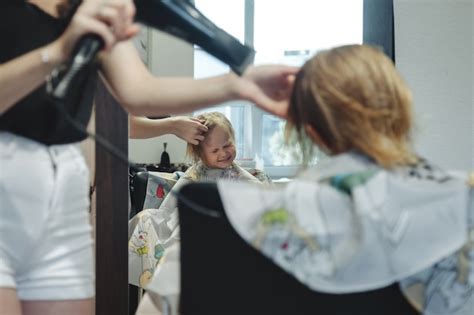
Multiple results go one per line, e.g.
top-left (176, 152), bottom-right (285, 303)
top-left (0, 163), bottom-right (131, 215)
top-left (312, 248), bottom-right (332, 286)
top-left (127, 1), bottom-right (394, 314)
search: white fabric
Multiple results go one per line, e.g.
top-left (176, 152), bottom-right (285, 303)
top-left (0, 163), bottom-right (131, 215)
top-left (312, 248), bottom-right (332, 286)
top-left (0, 132), bottom-right (94, 300)
top-left (145, 242), bottom-right (181, 315)
top-left (218, 152), bottom-right (474, 314)
top-left (135, 291), bottom-right (165, 315)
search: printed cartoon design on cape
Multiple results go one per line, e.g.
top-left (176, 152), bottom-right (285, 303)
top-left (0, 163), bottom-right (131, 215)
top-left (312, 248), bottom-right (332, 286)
top-left (156, 184), bottom-right (166, 199)
top-left (128, 214), bottom-right (171, 288)
top-left (143, 174), bottom-right (174, 210)
top-left (253, 207), bottom-right (331, 275)
top-left (218, 152), bottom-right (474, 315)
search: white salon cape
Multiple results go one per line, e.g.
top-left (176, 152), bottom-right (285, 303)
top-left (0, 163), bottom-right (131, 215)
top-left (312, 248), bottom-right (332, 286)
top-left (218, 152), bottom-right (474, 315)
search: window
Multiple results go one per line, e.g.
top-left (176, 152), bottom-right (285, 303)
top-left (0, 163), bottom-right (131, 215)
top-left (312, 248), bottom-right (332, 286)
top-left (194, 0), bottom-right (365, 177)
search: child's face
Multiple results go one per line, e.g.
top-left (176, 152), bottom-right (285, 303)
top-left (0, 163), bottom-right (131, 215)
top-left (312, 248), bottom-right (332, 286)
top-left (200, 125), bottom-right (236, 169)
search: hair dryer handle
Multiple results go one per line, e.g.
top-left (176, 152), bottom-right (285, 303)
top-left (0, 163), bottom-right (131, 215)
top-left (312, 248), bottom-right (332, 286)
top-left (47, 34), bottom-right (104, 101)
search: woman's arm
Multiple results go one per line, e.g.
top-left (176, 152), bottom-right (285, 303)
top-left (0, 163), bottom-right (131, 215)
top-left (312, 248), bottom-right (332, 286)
top-left (0, 0), bottom-right (138, 114)
top-left (100, 41), bottom-right (241, 116)
top-left (0, 42), bottom-right (65, 114)
top-left (100, 41), bottom-right (298, 118)
top-left (129, 115), bottom-right (208, 144)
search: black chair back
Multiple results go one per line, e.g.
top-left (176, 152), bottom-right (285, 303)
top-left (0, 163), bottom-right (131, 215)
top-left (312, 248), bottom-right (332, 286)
top-left (129, 171), bottom-right (149, 219)
top-left (177, 182), bottom-right (420, 315)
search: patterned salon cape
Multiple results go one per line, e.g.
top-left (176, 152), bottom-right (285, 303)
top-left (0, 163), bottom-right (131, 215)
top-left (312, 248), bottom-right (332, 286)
top-left (218, 152), bottom-right (474, 315)
top-left (129, 162), bottom-right (261, 287)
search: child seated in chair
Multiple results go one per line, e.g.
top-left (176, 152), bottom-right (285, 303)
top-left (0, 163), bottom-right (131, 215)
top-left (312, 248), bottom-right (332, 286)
top-left (181, 111), bottom-right (263, 184)
top-left (129, 112), bottom-right (263, 289)
top-left (216, 44), bottom-right (473, 315)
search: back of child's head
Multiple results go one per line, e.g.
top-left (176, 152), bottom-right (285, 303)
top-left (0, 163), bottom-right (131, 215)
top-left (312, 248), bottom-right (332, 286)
top-left (187, 111), bottom-right (235, 164)
top-left (287, 44), bottom-right (417, 168)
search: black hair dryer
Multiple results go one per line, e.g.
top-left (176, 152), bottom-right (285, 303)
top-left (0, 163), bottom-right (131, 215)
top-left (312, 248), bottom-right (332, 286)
top-left (47, 0), bottom-right (255, 101)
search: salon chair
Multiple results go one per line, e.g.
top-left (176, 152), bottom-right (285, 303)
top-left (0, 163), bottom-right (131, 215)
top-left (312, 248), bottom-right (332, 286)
top-left (177, 182), bottom-right (420, 315)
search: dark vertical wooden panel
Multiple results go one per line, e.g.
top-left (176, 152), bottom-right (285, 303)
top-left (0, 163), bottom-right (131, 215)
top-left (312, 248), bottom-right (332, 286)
top-left (94, 78), bottom-right (129, 315)
top-left (363, 0), bottom-right (395, 62)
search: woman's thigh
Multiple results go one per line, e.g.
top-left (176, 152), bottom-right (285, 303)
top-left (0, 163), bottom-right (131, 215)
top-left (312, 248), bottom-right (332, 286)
top-left (0, 289), bottom-right (93, 315)
top-left (21, 298), bottom-right (93, 315)
top-left (0, 288), bottom-right (21, 315)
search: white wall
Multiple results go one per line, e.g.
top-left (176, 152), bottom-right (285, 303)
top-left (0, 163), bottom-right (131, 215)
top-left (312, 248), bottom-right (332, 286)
top-left (394, 0), bottom-right (473, 170)
top-left (131, 1), bottom-right (474, 170)
top-left (128, 30), bottom-right (193, 164)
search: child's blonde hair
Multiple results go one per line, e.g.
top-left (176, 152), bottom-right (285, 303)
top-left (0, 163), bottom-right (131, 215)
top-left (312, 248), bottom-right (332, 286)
top-left (186, 112), bottom-right (235, 164)
top-left (287, 44), bottom-right (417, 168)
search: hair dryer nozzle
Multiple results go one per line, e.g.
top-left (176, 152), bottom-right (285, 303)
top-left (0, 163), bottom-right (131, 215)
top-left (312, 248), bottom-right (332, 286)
top-left (135, 0), bottom-right (255, 75)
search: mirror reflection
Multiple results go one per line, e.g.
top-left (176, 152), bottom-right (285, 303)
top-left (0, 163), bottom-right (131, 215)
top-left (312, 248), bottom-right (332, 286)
top-left (128, 0), bottom-right (364, 312)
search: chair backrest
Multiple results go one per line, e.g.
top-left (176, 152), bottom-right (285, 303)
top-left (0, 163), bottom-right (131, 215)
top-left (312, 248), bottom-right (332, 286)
top-left (129, 171), bottom-right (149, 218)
top-left (177, 182), bottom-right (420, 315)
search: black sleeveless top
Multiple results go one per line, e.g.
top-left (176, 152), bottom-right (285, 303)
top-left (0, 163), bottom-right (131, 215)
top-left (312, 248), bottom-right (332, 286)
top-left (0, 1), bottom-right (96, 145)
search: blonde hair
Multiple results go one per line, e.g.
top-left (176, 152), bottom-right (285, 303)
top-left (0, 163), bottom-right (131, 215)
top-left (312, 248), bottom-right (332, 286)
top-left (186, 112), bottom-right (235, 164)
top-left (287, 44), bottom-right (417, 168)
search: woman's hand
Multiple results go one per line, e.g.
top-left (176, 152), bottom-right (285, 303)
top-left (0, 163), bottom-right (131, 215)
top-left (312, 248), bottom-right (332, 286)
top-left (238, 65), bottom-right (298, 119)
top-left (128, 116), bottom-right (208, 144)
top-left (54, 0), bottom-right (140, 62)
top-left (170, 116), bottom-right (209, 145)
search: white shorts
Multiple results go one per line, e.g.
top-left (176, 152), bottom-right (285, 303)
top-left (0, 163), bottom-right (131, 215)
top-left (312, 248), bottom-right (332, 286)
top-left (0, 132), bottom-right (94, 300)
